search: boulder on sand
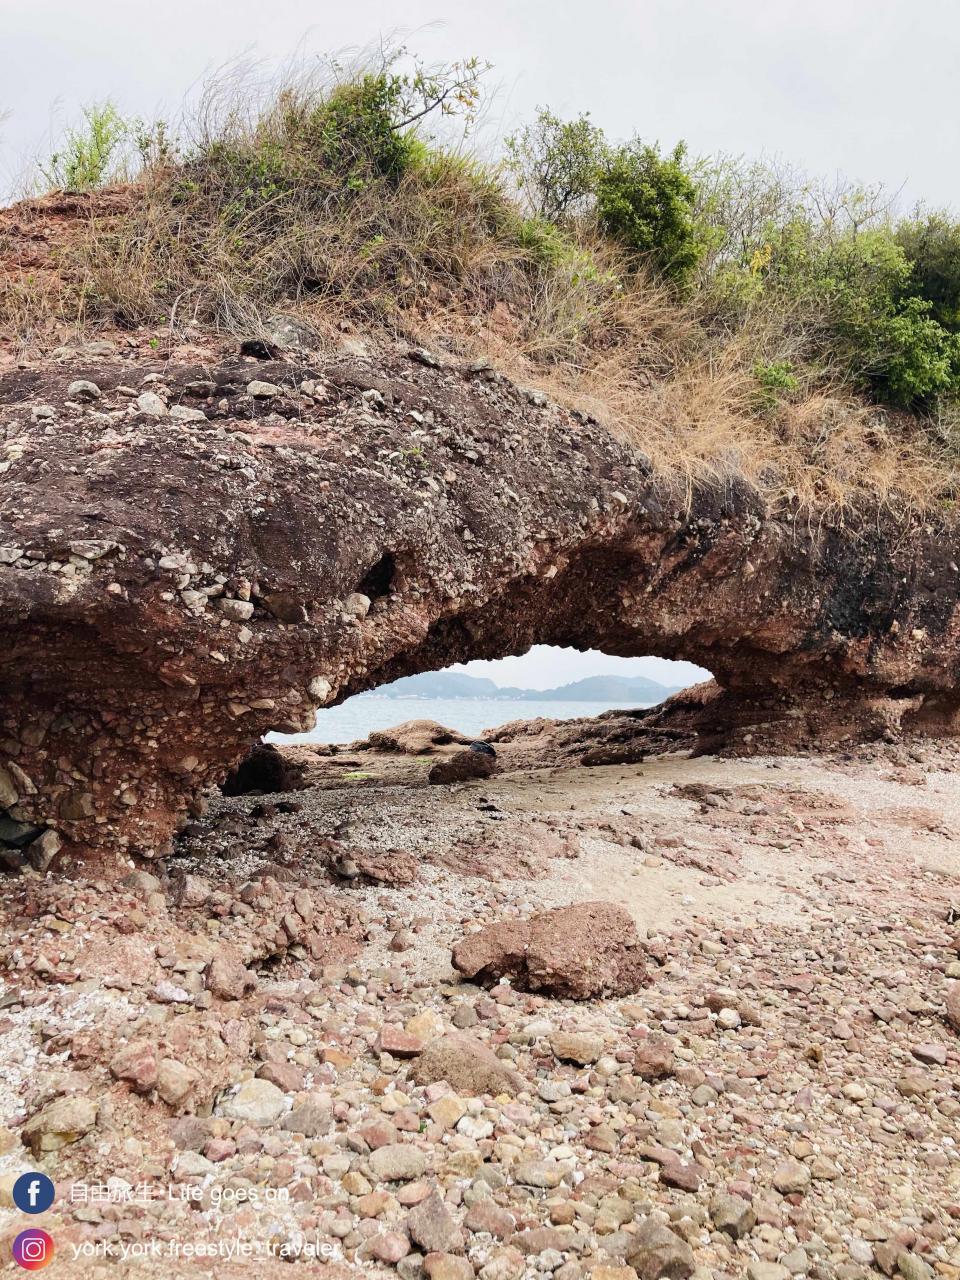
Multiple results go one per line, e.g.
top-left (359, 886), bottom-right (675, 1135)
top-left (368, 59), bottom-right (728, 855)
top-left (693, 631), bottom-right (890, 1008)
top-left (428, 750), bottom-right (498, 785)
top-left (366, 721), bottom-right (470, 755)
top-left (451, 901), bottom-right (649, 999)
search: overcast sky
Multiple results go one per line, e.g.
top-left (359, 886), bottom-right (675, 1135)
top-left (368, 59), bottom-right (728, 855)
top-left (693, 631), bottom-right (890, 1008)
top-left (3, 0), bottom-right (952, 687)
top-left (4, 0), bottom-right (958, 208)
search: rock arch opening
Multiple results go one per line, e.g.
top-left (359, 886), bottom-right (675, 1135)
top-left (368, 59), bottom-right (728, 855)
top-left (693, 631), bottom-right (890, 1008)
top-left (270, 646), bottom-right (712, 749)
top-left (2, 348), bottom-right (959, 876)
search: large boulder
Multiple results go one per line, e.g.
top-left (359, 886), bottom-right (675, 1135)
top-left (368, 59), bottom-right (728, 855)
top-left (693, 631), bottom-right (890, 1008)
top-left (428, 749), bottom-right (497, 784)
top-left (451, 901), bottom-right (649, 998)
top-left (365, 720), bottom-right (470, 755)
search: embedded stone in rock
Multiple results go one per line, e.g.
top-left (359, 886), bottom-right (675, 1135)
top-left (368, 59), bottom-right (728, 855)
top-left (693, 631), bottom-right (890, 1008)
top-left (452, 902), bottom-right (649, 999)
top-left (65, 379), bottom-right (100, 401)
top-left (217, 597), bottom-right (254, 621)
top-left (344, 591), bottom-right (371, 619)
top-left (26, 829), bottom-right (61, 872)
top-left (110, 1041), bottom-right (158, 1092)
top-left (0, 767), bottom-right (19, 809)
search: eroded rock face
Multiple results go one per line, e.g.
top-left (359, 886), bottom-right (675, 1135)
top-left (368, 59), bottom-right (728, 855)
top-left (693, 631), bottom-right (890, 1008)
top-left (452, 902), bottom-right (650, 999)
top-left (220, 742), bottom-right (308, 795)
top-left (1, 344), bottom-right (960, 872)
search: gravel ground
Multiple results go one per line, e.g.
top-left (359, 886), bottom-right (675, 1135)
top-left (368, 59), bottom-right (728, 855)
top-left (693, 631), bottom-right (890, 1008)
top-left (0, 738), bottom-right (958, 1279)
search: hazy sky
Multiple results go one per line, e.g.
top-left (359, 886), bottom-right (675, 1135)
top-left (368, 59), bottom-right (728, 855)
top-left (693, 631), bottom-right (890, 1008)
top-left (3, 0), bottom-right (951, 687)
top-left (4, 0), bottom-right (958, 209)
top-left (452, 648), bottom-right (708, 691)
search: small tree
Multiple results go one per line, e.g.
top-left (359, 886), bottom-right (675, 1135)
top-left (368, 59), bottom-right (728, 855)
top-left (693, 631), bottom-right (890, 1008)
top-left (505, 107), bottom-right (607, 221)
top-left (595, 140), bottom-right (706, 287)
top-left (693, 153), bottom-right (804, 271)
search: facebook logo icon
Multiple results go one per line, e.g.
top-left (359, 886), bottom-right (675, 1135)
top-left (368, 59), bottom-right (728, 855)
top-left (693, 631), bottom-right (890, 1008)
top-left (12, 1173), bottom-right (55, 1214)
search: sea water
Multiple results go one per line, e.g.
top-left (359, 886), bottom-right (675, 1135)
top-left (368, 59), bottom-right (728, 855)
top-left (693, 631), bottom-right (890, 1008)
top-left (269, 696), bottom-right (654, 746)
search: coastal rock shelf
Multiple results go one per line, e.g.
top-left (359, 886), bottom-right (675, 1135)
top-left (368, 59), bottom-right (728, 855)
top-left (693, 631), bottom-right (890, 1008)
top-left (1, 345), bottom-right (959, 873)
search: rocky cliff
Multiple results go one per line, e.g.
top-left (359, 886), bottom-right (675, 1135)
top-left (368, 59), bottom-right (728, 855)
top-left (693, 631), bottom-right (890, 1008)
top-left (1, 342), bottom-right (959, 873)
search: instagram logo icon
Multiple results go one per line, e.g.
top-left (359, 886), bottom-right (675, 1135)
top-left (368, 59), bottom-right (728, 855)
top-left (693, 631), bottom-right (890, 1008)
top-left (12, 1229), bottom-right (54, 1270)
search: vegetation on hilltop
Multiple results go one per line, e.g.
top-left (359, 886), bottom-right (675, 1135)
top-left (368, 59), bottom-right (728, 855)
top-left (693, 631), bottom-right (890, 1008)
top-left (3, 47), bottom-right (960, 508)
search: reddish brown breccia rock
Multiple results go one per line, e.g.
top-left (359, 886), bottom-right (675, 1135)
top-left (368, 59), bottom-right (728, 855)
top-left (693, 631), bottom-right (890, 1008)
top-left (452, 902), bottom-right (650, 999)
top-left (1, 346), bottom-right (959, 874)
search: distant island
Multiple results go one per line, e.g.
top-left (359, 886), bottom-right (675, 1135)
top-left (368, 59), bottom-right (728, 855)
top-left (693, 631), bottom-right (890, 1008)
top-left (364, 671), bottom-right (682, 703)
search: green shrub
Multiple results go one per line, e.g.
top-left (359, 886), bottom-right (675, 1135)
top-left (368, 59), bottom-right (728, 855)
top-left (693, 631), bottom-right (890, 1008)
top-left (862, 296), bottom-right (960, 406)
top-left (799, 229), bottom-right (960, 407)
top-left (753, 359), bottom-right (800, 411)
top-left (515, 216), bottom-right (574, 268)
top-left (595, 141), bottom-right (706, 287)
top-left (505, 108), bottom-right (608, 221)
top-left (42, 102), bottom-right (129, 191)
top-left (288, 76), bottom-right (420, 185)
top-left (895, 213), bottom-right (960, 331)
top-left (732, 218), bottom-right (960, 408)
top-left (506, 111), bottom-right (708, 291)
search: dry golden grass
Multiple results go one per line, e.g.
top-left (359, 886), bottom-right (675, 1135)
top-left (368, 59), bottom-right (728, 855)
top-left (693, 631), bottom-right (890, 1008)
top-left (423, 283), bottom-right (956, 514)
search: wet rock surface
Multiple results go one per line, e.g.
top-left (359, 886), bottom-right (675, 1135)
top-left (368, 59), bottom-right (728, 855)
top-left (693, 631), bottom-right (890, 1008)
top-left (2, 338), bottom-right (960, 870)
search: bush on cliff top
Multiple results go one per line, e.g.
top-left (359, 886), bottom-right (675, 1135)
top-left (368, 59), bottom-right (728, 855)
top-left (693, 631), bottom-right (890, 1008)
top-left (4, 47), bottom-right (960, 508)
